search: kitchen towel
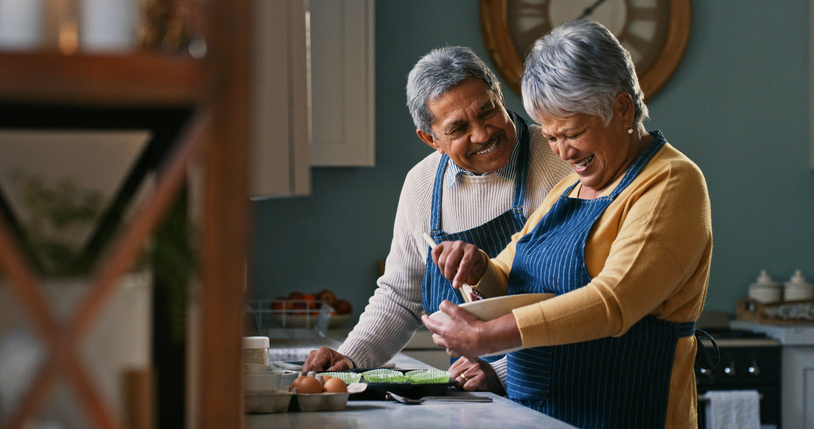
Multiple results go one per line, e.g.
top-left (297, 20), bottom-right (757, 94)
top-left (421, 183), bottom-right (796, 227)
top-left (703, 390), bottom-right (761, 429)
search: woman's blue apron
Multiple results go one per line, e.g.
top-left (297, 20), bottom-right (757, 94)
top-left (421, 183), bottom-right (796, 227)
top-left (421, 112), bottom-right (530, 364)
top-left (505, 131), bottom-right (716, 428)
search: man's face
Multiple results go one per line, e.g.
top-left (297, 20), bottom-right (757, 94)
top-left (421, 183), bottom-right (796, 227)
top-left (417, 79), bottom-right (516, 175)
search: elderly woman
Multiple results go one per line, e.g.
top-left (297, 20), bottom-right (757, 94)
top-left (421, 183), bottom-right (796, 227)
top-left (422, 20), bottom-right (714, 429)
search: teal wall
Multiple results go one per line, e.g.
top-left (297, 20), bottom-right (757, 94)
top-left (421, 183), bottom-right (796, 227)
top-left (252, 1), bottom-right (814, 323)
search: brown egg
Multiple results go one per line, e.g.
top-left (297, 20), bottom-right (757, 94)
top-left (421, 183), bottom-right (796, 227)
top-left (322, 377), bottom-right (348, 393)
top-left (297, 376), bottom-right (323, 394)
top-left (290, 375), bottom-right (308, 391)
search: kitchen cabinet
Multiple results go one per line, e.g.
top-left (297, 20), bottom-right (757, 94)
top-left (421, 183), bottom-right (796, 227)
top-left (251, 0), bottom-right (375, 195)
top-left (732, 321), bottom-right (814, 429)
top-left (309, 0), bottom-right (376, 167)
top-left (0, 1), bottom-right (252, 428)
top-left (251, 0), bottom-right (310, 198)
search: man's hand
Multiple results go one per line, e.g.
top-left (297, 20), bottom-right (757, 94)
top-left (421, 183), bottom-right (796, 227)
top-left (429, 240), bottom-right (488, 290)
top-left (302, 347), bottom-right (354, 374)
top-left (449, 356), bottom-right (506, 396)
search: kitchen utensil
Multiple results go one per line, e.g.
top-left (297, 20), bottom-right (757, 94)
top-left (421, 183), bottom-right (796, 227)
top-left (385, 391), bottom-right (492, 405)
top-left (422, 232), bottom-right (476, 301)
top-left (429, 293), bottom-right (554, 356)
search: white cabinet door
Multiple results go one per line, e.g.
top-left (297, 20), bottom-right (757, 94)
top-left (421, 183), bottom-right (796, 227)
top-left (782, 346), bottom-right (814, 429)
top-left (251, 0), bottom-right (311, 198)
top-left (309, 0), bottom-right (375, 167)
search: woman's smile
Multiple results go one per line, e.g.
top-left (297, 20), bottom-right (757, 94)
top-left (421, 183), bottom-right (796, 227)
top-left (573, 154), bottom-right (594, 171)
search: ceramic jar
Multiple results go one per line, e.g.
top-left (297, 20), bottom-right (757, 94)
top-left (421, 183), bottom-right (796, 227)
top-left (748, 270), bottom-right (782, 304)
top-left (784, 270), bottom-right (814, 302)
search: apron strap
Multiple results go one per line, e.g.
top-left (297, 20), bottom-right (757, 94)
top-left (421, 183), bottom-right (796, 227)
top-left (693, 329), bottom-right (720, 370)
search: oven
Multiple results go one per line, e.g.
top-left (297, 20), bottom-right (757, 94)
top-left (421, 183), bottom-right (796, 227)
top-left (695, 329), bottom-right (781, 429)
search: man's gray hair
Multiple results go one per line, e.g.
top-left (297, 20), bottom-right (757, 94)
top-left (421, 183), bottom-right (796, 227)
top-left (407, 46), bottom-right (503, 135)
top-left (521, 19), bottom-right (649, 126)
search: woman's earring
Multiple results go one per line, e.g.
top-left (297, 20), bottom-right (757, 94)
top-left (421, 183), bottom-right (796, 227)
top-left (627, 127), bottom-right (634, 134)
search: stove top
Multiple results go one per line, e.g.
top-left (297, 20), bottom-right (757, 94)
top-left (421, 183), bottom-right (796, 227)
top-left (700, 328), bottom-right (779, 347)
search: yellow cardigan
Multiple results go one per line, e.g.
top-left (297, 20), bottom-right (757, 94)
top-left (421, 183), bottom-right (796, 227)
top-left (475, 142), bottom-right (712, 428)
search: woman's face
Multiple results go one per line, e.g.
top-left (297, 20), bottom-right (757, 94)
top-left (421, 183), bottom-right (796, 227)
top-left (538, 96), bottom-right (637, 198)
top-left (417, 79), bottom-right (516, 175)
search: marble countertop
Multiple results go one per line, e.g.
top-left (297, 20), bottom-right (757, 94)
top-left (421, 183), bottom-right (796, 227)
top-left (246, 389), bottom-right (576, 429)
top-left (260, 334), bottom-right (576, 428)
top-left (730, 320), bottom-right (814, 345)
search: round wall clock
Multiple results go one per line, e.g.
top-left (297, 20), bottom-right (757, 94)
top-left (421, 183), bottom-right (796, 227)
top-left (480, 0), bottom-right (691, 98)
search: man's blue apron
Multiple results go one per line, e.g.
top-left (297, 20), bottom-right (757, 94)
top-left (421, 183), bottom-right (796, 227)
top-left (505, 131), bottom-right (714, 428)
top-left (421, 111), bottom-right (530, 364)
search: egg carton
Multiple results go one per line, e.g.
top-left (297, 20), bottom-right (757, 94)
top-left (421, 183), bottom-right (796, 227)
top-left (244, 389), bottom-right (294, 413)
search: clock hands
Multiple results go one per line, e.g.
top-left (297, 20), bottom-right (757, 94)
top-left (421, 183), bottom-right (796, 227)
top-left (576, 0), bottom-right (610, 20)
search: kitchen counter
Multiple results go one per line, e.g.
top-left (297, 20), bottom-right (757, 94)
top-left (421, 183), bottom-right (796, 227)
top-left (261, 334), bottom-right (576, 428)
top-left (246, 389), bottom-right (576, 429)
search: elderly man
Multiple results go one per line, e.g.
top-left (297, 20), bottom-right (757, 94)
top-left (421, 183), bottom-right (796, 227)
top-left (302, 46), bottom-right (571, 387)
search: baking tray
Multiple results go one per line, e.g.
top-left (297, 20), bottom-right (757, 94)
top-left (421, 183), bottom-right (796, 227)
top-left (347, 368), bottom-right (459, 400)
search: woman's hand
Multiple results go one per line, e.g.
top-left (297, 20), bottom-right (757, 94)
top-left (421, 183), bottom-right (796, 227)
top-left (429, 240), bottom-right (488, 290)
top-left (422, 300), bottom-right (522, 362)
top-left (449, 356), bottom-right (506, 396)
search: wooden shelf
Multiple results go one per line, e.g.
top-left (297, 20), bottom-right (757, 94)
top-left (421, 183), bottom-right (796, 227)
top-left (0, 0), bottom-right (250, 426)
top-left (0, 51), bottom-right (204, 107)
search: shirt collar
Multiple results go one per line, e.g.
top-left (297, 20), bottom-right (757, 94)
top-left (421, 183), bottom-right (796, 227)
top-left (445, 111), bottom-right (521, 188)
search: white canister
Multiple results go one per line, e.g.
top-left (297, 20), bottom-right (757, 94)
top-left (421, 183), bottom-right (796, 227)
top-left (242, 336), bottom-right (270, 366)
top-left (748, 270), bottom-right (782, 304)
top-left (784, 270), bottom-right (814, 301)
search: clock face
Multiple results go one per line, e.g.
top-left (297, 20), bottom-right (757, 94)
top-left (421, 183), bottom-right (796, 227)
top-left (480, 0), bottom-right (691, 98)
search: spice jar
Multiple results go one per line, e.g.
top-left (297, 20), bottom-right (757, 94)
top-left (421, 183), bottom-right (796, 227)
top-left (748, 270), bottom-right (782, 303)
top-left (243, 336), bottom-right (270, 366)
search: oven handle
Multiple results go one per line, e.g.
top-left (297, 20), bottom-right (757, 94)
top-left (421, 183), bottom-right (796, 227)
top-left (697, 392), bottom-right (763, 403)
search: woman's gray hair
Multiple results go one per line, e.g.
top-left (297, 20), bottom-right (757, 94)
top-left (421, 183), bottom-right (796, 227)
top-left (521, 19), bottom-right (649, 126)
top-left (407, 46), bottom-right (503, 135)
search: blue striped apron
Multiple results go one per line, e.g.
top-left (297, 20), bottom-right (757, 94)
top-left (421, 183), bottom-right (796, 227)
top-left (421, 112), bottom-right (530, 364)
top-left (505, 132), bottom-right (696, 428)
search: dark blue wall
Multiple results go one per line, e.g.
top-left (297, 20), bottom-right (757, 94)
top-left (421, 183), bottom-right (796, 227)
top-left (252, 1), bottom-right (814, 323)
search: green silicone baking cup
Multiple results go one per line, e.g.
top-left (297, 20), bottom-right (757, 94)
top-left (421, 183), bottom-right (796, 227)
top-left (361, 369), bottom-right (408, 383)
top-left (317, 372), bottom-right (361, 384)
top-left (404, 369), bottom-right (450, 384)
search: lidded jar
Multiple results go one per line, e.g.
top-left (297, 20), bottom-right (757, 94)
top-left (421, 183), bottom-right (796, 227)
top-left (784, 270), bottom-right (814, 302)
top-left (748, 270), bottom-right (782, 304)
top-left (243, 336), bottom-right (270, 367)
